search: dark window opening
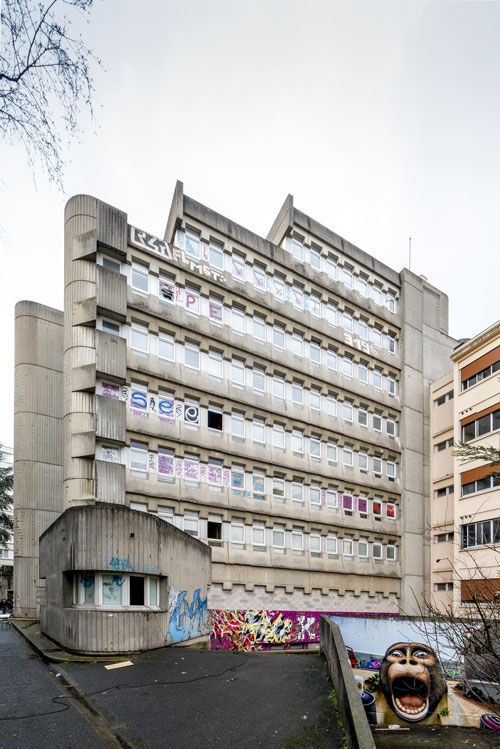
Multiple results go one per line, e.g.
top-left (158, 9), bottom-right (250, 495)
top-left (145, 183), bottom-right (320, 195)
top-left (207, 521), bottom-right (222, 541)
top-left (130, 576), bottom-right (145, 606)
top-left (208, 410), bottom-right (223, 431)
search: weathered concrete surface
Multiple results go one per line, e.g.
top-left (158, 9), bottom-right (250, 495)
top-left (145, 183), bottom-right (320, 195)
top-left (0, 625), bottom-right (105, 749)
top-left (66, 650), bottom-right (345, 748)
top-left (374, 725), bottom-right (499, 748)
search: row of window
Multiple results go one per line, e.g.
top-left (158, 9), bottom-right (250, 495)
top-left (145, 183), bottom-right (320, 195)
top-left (110, 321), bottom-right (399, 397)
top-left (107, 380), bottom-right (399, 443)
top-left (168, 227), bottom-right (398, 314)
top-left (436, 438), bottom-right (453, 452)
top-left (130, 504), bottom-right (399, 559)
top-left (461, 473), bottom-right (500, 497)
top-left (123, 437), bottom-right (398, 484)
top-left (460, 517), bottom-right (500, 549)
top-left (284, 234), bottom-right (398, 313)
top-left (461, 409), bottom-right (500, 442)
top-left (73, 572), bottom-right (159, 608)
top-left (435, 532), bottom-right (454, 543)
top-left (435, 391), bottom-right (454, 406)
top-left (436, 485), bottom-right (454, 498)
top-left (462, 359), bottom-right (500, 390)
top-left (434, 582), bottom-right (454, 592)
top-left (127, 261), bottom-right (399, 357)
top-left (102, 444), bottom-right (399, 518)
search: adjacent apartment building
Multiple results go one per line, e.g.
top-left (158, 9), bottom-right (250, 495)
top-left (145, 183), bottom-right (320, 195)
top-left (15, 183), bottom-right (457, 648)
top-left (430, 321), bottom-right (500, 612)
top-left (0, 444), bottom-right (13, 599)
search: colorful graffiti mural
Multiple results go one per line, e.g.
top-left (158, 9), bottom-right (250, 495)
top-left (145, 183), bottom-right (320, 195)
top-left (168, 587), bottom-right (208, 644)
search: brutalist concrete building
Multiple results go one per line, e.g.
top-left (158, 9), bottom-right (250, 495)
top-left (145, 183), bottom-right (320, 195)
top-left (14, 184), bottom-right (456, 651)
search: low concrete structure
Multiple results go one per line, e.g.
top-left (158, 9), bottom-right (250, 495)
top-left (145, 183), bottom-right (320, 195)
top-left (39, 504), bottom-right (211, 654)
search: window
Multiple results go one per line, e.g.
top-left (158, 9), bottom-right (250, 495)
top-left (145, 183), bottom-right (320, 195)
top-left (327, 396), bottom-right (337, 417)
top-left (372, 414), bottom-right (382, 432)
top-left (326, 256), bottom-right (336, 280)
top-left (272, 275), bottom-right (285, 302)
top-left (326, 303), bottom-right (337, 326)
top-left (273, 375), bottom-right (285, 400)
top-left (342, 266), bottom-right (353, 288)
top-left (327, 443), bottom-right (337, 463)
top-left (232, 306), bottom-right (245, 335)
top-left (342, 358), bottom-right (353, 378)
top-left (209, 350), bottom-right (223, 379)
top-left (358, 539), bottom-right (368, 558)
top-left (357, 320), bottom-right (368, 341)
top-left (102, 319), bottom-right (120, 336)
top-left (252, 366), bottom-right (266, 393)
top-left (292, 382), bottom-right (303, 406)
top-left (310, 292), bottom-right (322, 318)
top-left (371, 285), bottom-right (382, 305)
top-left (231, 465), bottom-right (245, 494)
top-left (207, 519), bottom-right (223, 543)
top-left (343, 447), bottom-right (353, 467)
top-left (386, 335), bottom-right (397, 354)
top-left (184, 342), bottom-right (200, 370)
top-left (436, 391), bottom-right (454, 406)
top-left (386, 545), bottom-right (397, 561)
top-left (208, 458), bottom-right (223, 488)
top-left (102, 256), bottom-right (121, 273)
top-left (272, 425), bottom-right (285, 450)
top-left (253, 315), bottom-right (266, 341)
top-left (252, 524), bottom-right (266, 547)
top-left (435, 582), bottom-right (453, 592)
top-left (358, 364), bottom-right (368, 385)
top-left (372, 370), bottom-right (382, 389)
top-left (231, 412), bottom-right (245, 440)
top-left (291, 529), bottom-right (304, 551)
top-left (436, 485), bottom-right (454, 498)
top-left (159, 333), bottom-right (175, 362)
top-left (185, 228), bottom-right (200, 258)
top-left (131, 262), bottom-right (149, 294)
top-left (208, 297), bottom-right (224, 325)
top-left (461, 474), bottom-right (500, 497)
top-left (209, 240), bottom-right (224, 270)
top-left (386, 419), bottom-right (396, 437)
top-left (372, 543), bottom-right (383, 560)
top-left (342, 402), bottom-right (353, 422)
top-left (230, 522), bottom-right (245, 545)
top-left (309, 533), bottom-right (321, 553)
top-left (159, 273), bottom-right (176, 304)
top-left (272, 476), bottom-right (285, 500)
top-left (291, 430), bottom-right (303, 454)
top-left (291, 333), bottom-right (303, 357)
top-left (326, 489), bottom-right (337, 508)
top-left (158, 448), bottom-right (175, 482)
top-left (372, 457), bottom-right (382, 476)
top-left (273, 324), bottom-right (286, 350)
top-left (310, 341), bottom-right (321, 365)
top-left (252, 471), bottom-right (266, 499)
top-left (130, 442), bottom-right (148, 477)
top-left (310, 247), bottom-right (321, 270)
top-left (371, 328), bottom-right (382, 348)
top-left (461, 410), bottom-right (500, 442)
top-left (184, 512), bottom-right (199, 537)
top-left (291, 482), bottom-right (303, 503)
top-left (435, 532), bottom-right (454, 543)
top-left (309, 484), bottom-right (321, 506)
top-left (358, 408), bottom-right (368, 427)
top-left (436, 439), bottom-right (452, 452)
top-left (252, 418), bottom-right (266, 445)
top-left (183, 453), bottom-right (200, 483)
top-left (231, 359), bottom-right (245, 388)
top-left (253, 264), bottom-right (267, 292)
top-left (292, 285), bottom-right (304, 310)
top-left (387, 377), bottom-right (397, 397)
top-left (290, 237), bottom-right (304, 262)
top-left (102, 574), bottom-right (123, 606)
top-left (310, 388), bottom-right (321, 412)
top-left (310, 437), bottom-right (321, 461)
top-left (272, 525), bottom-right (285, 549)
top-left (462, 359), bottom-right (500, 390)
top-left (130, 501), bottom-right (148, 512)
top-left (232, 253), bottom-right (246, 282)
top-left (326, 349), bottom-right (337, 370)
top-left (208, 406), bottom-right (223, 432)
top-left (342, 311), bottom-right (353, 333)
top-left (342, 538), bottom-right (353, 556)
top-left (184, 286), bottom-right (200, 315)
top-left (326, 536), bottom-right (337, 555)
top-left (386, 292), bottom-right (397, 312)
top-left (355, 276), bottom-right (367, 296)
top-left (130, 322), bottom-right (149, 354)
top-left (358, 452), bottom-right (368, 472)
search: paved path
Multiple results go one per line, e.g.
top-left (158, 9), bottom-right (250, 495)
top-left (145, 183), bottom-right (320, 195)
top-left (0, 625), bottom-right (106, 749)
top-left (66, 648), bottom-right (344, 748)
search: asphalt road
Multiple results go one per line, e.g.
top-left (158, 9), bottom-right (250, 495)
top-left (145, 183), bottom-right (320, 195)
top-left (67, 648), bottom-right (344, 748)
top-left (0, 625), bottom-right (106, 749)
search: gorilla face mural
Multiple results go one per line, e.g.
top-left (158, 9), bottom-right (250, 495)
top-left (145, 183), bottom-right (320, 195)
top-left (380, 642), bottom-right (448, 722)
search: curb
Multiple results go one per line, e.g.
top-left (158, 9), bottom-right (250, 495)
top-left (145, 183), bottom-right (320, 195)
top-left (10, 619), bottom-right (124, 663)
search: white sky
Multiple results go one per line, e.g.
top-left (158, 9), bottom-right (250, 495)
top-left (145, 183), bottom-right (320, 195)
top-left (1, 0), bottom-right (500, 446)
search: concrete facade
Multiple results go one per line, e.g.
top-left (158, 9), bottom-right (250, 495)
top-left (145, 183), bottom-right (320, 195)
top-left (429, 321), bottom-right (500, 612)
top-left (40, 504), bottom-right (211, 653)
top-left (14, 302), bottom-right (64, 617)
top-left (14, 184), bottom-right (458, 648)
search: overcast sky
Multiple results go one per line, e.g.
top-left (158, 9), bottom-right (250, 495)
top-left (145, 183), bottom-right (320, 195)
top-left (1, 0), bottom-right (499, 447)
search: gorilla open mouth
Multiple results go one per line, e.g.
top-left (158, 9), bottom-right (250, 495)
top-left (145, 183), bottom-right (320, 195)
top-left (391, 676), bottom-right (430, 721)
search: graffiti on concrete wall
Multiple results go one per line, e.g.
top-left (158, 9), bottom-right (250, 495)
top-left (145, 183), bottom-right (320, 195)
top-left (210, 609), bottom-right (330, 651)
top-left (168, 587), bottom-right (208, 644)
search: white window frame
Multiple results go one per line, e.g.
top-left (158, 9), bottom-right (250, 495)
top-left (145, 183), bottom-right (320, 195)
top-left (130, 322), bottom-right (149, 355)
top-left (131, 261), bottom-right (149, 295)
top-left (184, 342), bottom-right (200, 371)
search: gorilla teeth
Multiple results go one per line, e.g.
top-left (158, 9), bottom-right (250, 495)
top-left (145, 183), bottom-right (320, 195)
top-left (394, 697), bottom-right (427, 717)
